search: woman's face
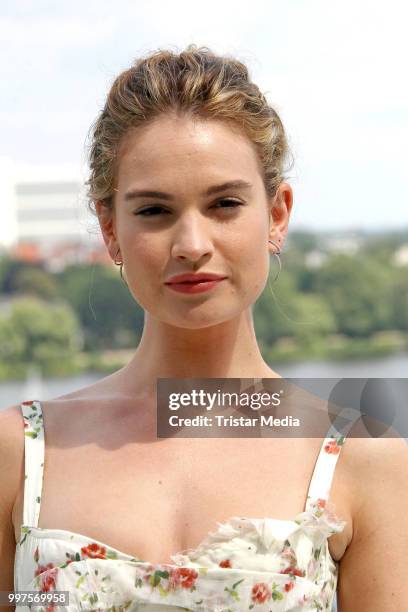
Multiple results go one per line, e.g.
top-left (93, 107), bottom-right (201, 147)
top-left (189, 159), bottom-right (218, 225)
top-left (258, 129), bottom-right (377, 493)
top-left (99, 113), bottom-right (291, 329)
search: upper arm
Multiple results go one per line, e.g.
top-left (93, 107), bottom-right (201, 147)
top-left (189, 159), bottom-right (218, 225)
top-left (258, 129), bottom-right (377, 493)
top-left (337, 436), bottom-right (408, 611)
top-left (0, 405), bottom-right (24, 602)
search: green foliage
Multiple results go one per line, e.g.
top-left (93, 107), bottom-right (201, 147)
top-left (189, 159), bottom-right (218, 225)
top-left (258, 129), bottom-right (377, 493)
top-left (286, 231), bottom-right (320, 255)
top-left (289, 293), bottom-right (337, 345)
top-left (0, 256), bottom-right (58, 298)
top-left (0, 296), bottom-right (82, 378)
top-left (13, 267), bottom-right (59, 299)
top-left (56, 263), bottom-right (144, 350)
top-left (254, 273), bottom-right (336, 346)
top-left (254, 273), bottom-right (298, 344)
top-left (313, 254), bottom-right (394, 337)
top-left (1, 228), bottom-right (407, 378)
top-left (390, 272), bottom-right (408, 330)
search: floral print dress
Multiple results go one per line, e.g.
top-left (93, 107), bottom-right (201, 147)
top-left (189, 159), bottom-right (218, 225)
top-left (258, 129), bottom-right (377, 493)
top-left (14, 400), bottom-right (361, 611)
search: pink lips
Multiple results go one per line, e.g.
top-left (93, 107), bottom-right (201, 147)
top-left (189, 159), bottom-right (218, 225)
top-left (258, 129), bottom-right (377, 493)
top-left (164, 272), bottom-right (227, 294)
top-left (165, 272), bottom-right (227, 284)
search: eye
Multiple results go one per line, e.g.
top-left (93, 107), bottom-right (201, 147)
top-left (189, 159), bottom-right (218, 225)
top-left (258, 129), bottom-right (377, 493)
top-left (135, 199), bottom-right (243, 217)
top-left (212, 198), bottom-right (243, 210)
top-left (135, 206), bottom-right (169, 217)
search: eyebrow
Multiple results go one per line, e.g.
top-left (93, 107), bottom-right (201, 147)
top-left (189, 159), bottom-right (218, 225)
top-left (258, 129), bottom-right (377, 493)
top-left (123, 180), bottom-right (253, 201)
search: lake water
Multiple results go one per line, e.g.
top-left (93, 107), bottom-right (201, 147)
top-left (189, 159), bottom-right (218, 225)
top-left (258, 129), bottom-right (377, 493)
top-left (1, 351), bottom-right (407, 408)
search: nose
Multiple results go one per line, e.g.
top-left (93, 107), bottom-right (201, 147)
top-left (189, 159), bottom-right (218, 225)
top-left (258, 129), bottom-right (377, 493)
top-left (170, 214), bottom-right (213, 264)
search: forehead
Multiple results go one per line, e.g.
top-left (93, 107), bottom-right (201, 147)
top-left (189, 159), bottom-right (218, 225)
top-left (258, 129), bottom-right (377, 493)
top-left (116, 114), bottom-right (262, 186)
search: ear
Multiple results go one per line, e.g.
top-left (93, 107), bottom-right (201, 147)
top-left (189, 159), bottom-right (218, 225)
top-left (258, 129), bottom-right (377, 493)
top-left (268, 182), bottom-right (293, 253)
top-left (95, 200), bottom-right (119, 262)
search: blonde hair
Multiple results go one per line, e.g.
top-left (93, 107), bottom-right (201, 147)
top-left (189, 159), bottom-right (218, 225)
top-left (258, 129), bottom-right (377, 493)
top-left (85, 44), bottom-right (293, 215)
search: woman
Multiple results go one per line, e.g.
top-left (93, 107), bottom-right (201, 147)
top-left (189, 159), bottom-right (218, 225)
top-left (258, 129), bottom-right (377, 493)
top-left (1, 44), bottom-right (407, 611)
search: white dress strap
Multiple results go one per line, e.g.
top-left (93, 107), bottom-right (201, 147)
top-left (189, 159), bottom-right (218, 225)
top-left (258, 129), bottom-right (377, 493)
top-left (305, 406), bottom-right (363, 511)
top-left (20, 400), bottom-right (45, 528)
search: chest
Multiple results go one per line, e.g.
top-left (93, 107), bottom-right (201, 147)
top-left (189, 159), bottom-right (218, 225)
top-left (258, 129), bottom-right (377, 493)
top-left (13, 411), bottom-right (351, 564)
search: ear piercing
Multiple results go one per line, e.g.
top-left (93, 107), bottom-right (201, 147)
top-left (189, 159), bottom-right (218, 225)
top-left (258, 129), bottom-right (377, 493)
top-left (268, 239), bottom-right (282, 283)
top-left (113, 246), bottom-right (127, 285)
top-left (268, 239), bottom-right (281, 255)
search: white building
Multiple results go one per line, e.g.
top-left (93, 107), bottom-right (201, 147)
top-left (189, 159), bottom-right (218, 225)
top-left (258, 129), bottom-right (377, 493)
top-left (15, 180), bottom-right (86, 246)
top-left (304, 249), bottom-right (329, 268)
top-left (0, 157), bottom-right (18, 248)
top-left (321, 233), bottom-right (361, 255)
top-left (393, 244), bottom-right (408, 267)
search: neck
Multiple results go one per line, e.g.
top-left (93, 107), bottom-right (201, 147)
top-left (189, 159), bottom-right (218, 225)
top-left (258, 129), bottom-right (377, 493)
top-left (118, 309), bottom-right (281, 397)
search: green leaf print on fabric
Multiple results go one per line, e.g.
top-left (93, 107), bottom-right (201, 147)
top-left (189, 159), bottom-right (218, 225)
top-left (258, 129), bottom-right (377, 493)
top-left (224, 576), bottom-right (245, 601)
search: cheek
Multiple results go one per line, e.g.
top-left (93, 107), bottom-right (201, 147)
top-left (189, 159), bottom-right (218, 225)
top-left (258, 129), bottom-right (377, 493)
top-left (124, 250), bottom-right (164, 313)
top-left (226, 236), bottom-right (269, 302)
top-left (122, 235), bottom-right (164, 290)
top-left (237, 217), bottom-right (269, 265)
top-left (243, 248), bottom-right (270, 296)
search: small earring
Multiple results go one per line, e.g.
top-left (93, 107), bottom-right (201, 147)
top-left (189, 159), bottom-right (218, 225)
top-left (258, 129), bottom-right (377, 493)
top-left (268, 239), bottom-right (281, 255)
top-left (268, 239), bottom-right (282, 284)
top-left (113, 246), bottom-right (122, 265)
top-left (113, 247), bottom-right (128, 287)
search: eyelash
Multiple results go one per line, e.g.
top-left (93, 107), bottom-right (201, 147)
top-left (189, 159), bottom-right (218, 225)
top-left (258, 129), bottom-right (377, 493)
top-left (135, 199), bottom-right (243, 217)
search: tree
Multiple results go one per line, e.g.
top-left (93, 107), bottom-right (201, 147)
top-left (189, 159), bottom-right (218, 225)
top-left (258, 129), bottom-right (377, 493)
top-left (314, 255), bottom-right (393, 337)
top-left (390, 271), bottom-right (408, 330)
top-left (0, 296), bottom-right (82, 377)
top-left (13, 267), bottom-right (58, 299)
top-left (56, 263), bottom-right (144, 350)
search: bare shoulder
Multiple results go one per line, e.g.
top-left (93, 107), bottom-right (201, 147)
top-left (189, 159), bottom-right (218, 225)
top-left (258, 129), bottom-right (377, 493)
top-left (341, 434), bottom-right (408, 513)
top-left (38, 369), bottom-right (131, 414)
top-left (342, 434), bottom-right (407, 481)
top-left (0, 404), bottom-right (25, 486)
top-left (0, 404), bottom-right (30, 528)
top-left (0, 404), bottom-right (26, 592)
top-left (33, 370), bottom-right (141, 437)
top-left (49, 368), bottom-right (127, 403)
top-left (34, 368), bottom-right (116, 408)
top-left (336, 435), bottom-right (408, 608)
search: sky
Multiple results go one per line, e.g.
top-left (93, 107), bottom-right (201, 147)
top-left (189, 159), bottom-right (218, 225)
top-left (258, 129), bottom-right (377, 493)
top-left (0, 0), bottom-right (407, 244)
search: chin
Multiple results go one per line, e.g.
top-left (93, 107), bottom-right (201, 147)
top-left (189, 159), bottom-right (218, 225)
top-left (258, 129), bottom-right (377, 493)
top-left (164, 309), bottom-right (238, 330)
